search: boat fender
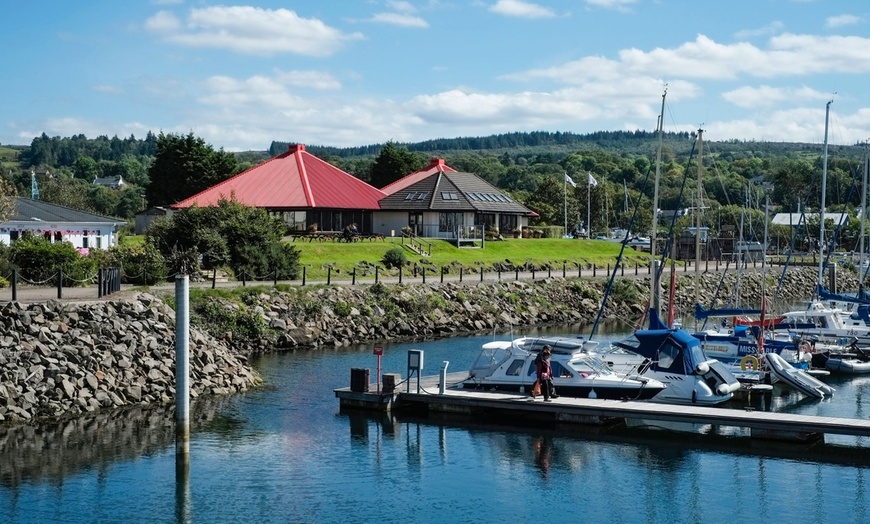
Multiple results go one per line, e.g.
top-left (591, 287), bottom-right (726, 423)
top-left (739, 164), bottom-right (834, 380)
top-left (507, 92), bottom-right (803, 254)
top-left (696, 361), bottom-right (710, 374)
top-left (740, 355), bottom-right (759, 371)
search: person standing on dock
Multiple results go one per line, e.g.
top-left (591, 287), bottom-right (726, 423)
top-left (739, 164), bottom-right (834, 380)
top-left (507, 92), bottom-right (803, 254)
top-left (535, 346), bottom-right (558, 402)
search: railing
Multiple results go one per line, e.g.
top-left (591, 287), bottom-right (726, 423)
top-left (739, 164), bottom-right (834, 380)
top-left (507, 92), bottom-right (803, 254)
top-left (401, 232), bottom-right (432, 256)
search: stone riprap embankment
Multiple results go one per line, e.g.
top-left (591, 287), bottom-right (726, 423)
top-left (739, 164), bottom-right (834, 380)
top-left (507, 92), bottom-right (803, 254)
top-left (0, 265), bottom-right (850, 426)
top-left (229, 266), bottom-right (850, 350)
top-left (0, 294), bottom-right (259, 424)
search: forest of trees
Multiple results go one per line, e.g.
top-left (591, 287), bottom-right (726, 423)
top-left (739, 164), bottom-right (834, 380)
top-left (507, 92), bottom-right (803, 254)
top-left (4, 129), bottom-right (870, 253)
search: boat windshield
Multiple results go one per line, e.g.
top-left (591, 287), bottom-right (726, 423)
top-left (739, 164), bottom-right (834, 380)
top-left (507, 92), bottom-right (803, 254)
top-left (570, 355), bottom-right (613, 375)
top-left (470, 346), bottom-right (511, 372)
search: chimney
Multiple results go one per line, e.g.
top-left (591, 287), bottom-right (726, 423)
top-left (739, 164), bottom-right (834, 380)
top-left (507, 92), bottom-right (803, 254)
top-left (288, 144), bottom-right (306, 153)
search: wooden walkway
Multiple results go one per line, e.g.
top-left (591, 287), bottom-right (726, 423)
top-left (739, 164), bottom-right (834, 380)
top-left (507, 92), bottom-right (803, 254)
top-left (336, 371), bottom-right (870, 442)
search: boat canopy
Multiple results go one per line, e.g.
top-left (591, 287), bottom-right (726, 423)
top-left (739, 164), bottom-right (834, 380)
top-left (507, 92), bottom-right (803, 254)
top-left (818, 285), bottom-right (870, 305)
top-left (613, 310), bottom-right (708, 376)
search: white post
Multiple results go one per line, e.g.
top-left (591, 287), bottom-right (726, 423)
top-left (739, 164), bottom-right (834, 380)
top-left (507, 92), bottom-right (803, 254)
top-left (175, 275), bottom-right (190, 466)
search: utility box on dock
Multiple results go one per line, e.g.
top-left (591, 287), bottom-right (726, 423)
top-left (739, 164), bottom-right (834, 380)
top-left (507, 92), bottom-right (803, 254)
top-left (382, 373), bottom-right (401, 394)
top-left (350, 368), bottom-right (370, 392)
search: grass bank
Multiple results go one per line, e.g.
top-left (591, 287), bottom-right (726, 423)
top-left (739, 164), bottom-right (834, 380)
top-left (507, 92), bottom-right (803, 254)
top-left (290, 237), bottom-right (651, 280)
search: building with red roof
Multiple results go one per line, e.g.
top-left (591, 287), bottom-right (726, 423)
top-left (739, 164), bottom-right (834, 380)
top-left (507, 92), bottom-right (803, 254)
top-left (172, 144), bottom-right (386, 233)
top-left (170, 146), bottom-right (531, 240)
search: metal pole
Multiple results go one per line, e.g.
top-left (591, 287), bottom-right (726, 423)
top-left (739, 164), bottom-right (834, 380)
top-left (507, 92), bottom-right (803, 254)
top-left (302, 266), bottom-right (307, 286)
top-left (352, 267), bottom-right (356, 285)
top-left (11, 269), bottom-right (16, 301)
top-left (98, 268), bottom-right (103, 298)
top-left (328, 266), bottom-right (332, 285)
top-left (175, 275), bottom-right (190, 475)
top-left (57, 269), bottom-right (63, 299)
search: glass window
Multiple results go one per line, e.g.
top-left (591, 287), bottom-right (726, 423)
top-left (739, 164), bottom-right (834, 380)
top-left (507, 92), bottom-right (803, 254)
top-left (405, 193), bottom-right (415, 200)
top-left (438, 212), bottom-right (463, 233)
top-left (82, 230), bottom-right (89, 249)
top-left (656, 342), bottom-right (680, 370)
top-left (505, 359), bottom-right (524, 376)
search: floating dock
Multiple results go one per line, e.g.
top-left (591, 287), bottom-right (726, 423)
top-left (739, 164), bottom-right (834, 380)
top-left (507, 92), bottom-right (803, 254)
top-left (335, 371), bottom-right (870, 444)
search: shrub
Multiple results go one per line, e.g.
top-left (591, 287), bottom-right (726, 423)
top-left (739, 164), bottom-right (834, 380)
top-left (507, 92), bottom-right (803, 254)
top-left (10, 236), bottom-right (97, 286)
top-left (106, 243), bottom-right (168, 285)
top-left (382, 247), bottom-right (407, 269)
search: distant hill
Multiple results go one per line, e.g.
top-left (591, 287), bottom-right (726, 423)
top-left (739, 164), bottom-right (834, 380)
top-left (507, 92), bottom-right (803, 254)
top-left (270, 130), bottom-right (866, 162)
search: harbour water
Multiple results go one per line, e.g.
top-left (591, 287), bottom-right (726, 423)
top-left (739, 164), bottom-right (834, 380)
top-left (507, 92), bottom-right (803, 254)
top-left (3, 325), bottom-right (870, 524)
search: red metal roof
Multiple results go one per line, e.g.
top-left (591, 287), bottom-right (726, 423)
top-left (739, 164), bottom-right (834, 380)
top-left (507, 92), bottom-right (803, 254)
top-left (172, 144), bottom-right (386, 210)
top-left (380, 157), bottom-right (457, 196)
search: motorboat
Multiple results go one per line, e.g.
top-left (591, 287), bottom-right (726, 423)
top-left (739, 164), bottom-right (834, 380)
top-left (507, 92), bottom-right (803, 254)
top-left (809, 343), bottom-right (870, 374)
top-left (764, 353), bottom-right (835, 398)
top-left (597, 310), bottom-right (743, 406)
top-left (771, 301), bottom-right (870, 348)
top-left (462, 337), bottom-right (666, 400)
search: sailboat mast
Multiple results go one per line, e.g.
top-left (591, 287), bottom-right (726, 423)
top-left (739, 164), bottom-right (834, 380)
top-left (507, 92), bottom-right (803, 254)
top-left (651, 88), bottom-right (667, 312)
top-left (818, 100), bottom-right (832, 287)
top-left (860, 144), bottom-right (869, 291)
top-left (695, 129), bottom-right (703, 308)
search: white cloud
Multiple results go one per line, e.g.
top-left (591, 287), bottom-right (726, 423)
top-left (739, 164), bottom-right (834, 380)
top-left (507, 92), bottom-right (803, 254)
top-left (369, 13), bottom-right (429, 28)
top-left (144, 10), bottom-right (181, 32)
top-left (734, 21), bottom-right (785, 40)
top-left (489, 0), bottom-right (555, 19)
top-left (145, 6), bottom-right (363, 57)
top-left (584, 0), bottom-right (636, 13)
top-left (386, 1), bottom-right (417, 13)
top-left (826, 14), bottom-right (862, 28)
top-left (509, 34), bottom-right (870, 85)
top-left (721, 85), bottom-right (832, 108)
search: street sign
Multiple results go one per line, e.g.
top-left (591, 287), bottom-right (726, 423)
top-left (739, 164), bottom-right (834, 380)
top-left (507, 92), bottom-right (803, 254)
top-left (373, 346), bottom-right (383, 356)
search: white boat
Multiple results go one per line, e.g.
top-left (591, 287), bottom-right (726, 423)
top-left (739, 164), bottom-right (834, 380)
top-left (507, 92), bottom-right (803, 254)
top-left (772, 301), bottom-right (870, 347)
top-left (764, 353), bottom-right (835, 398)
top-left (462, 337), bottom-right (666, 400)
top-left (597, 310), bottom-right (743, 406)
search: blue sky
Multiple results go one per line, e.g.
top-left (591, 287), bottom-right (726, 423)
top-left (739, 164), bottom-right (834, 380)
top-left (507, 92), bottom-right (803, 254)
top-left (3, 0), bottom-right (870, 151)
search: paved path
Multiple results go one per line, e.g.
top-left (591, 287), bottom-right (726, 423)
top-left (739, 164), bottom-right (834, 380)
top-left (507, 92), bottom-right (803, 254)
top-left (3, 258), bottom-right (776, 304)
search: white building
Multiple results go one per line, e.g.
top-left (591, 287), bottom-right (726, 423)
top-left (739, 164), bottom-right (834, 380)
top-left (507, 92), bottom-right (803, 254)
top-left (0, 198), bottom-right (125, 252)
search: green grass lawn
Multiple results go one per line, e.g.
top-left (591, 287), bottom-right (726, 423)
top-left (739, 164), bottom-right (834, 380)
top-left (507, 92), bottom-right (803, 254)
top-left (290, 237), bottom-right (651, 279)
top-left (123, 233), bottom-right (651, 280)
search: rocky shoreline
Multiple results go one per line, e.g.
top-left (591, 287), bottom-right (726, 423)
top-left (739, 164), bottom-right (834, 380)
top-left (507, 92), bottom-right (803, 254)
top-left (0, 265), bottom-right (855, 425)
top-left (0, 295), bottom-right (258, 424)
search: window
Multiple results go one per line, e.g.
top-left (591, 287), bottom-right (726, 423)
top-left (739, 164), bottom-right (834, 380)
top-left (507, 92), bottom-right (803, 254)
top-left (54, 231), bottom-right (62, 243)
top-left (82, 230), bottom-right (89, 249)
top-left (656, 342), bottom-right (680, 371)
top-left (408, 212), bottom-right (423, 235)
top-left (505, 359), bottom-right (524, 376)
top-left (405, 192), bottom-right (416, 200)
top-left (417, 192), bottom-right (428, 200)
top-left (438, 212), bottom-right (463, 233)
top-left (441, 192), bottom-right (458, 200)
top-left (10, 231), bottom-right (18, 243)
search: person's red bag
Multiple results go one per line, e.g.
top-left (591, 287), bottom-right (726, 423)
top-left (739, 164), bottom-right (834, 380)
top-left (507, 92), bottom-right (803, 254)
top-left (531, 380), bottom-right (541, 397)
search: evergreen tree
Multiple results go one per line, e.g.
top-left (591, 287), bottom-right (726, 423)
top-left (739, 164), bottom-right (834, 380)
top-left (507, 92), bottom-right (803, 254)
top-left (368, 142), bottom-right (425, 188)
top-left (145, 132), bottom-right (238, 206)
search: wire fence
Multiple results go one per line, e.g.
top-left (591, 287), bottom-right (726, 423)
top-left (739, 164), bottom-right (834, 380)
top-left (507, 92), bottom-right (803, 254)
top-left (0, 256), bottom-right (795, 303)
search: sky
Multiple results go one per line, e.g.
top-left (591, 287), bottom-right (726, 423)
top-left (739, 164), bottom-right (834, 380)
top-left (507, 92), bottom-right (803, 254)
top-left (4, 0), bottom-right (870, 152)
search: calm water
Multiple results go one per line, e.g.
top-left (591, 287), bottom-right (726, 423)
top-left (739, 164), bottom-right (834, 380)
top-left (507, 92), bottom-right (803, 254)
top-left (3, 325), bottom-right (870, 524)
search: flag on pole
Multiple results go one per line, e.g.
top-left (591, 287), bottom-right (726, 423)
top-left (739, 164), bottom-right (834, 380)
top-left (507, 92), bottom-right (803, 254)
top-left (588, 172), bottom-right (598, 187)
top-left (564, 173), bottom-right (577, 188)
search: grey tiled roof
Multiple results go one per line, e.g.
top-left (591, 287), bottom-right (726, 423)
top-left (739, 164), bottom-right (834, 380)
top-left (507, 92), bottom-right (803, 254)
top-left (8, 198), bottom-right (124, 224)
top-left (379, 172), bottom-right (532, 215)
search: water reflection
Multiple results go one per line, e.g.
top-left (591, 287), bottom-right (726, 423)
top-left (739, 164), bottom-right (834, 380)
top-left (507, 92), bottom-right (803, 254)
top-left (0, 396), bottom-right (228, 487)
